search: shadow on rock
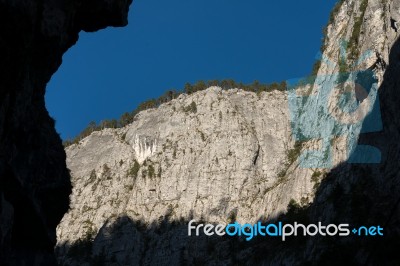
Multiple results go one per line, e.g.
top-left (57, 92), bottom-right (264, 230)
top-left (57, 37), bottom-right (400, 266)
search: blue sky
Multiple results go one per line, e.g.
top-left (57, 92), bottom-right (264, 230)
top-left (46, 0), bottom-right (338, 140)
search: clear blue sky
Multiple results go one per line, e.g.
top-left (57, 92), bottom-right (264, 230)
top-left (46, 0), bottom-right (338, 140)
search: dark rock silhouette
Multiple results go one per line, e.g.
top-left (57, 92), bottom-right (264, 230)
top-left (0, 0), bottom-right (132, 265)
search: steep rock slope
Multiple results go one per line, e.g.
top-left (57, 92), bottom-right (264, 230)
top-left (0, 0), bottom-right (132, 265)
top-left (59, 88), bottom-right (305, 233)
top-left (57, 0), bottom-right (400, 265)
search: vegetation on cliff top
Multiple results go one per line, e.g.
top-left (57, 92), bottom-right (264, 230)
top-left (311, 0), bottom-right (346, 75)
top-left (312, 0), bottom-right (370, 75)
top-left (63, 79), bottom-right (287, 147)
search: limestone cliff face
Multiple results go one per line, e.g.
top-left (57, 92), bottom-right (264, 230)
top-left (60, 89), bottom-right (297, 229)
top-left (0, 0), bottom-right (132, 265)
top-left (57, 0), bottom-right (400, 265)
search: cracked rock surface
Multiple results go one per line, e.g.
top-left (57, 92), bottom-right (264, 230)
top-left (58, 0), bottom-right (400, 265)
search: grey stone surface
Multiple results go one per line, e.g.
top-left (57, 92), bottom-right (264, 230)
top-left (57, 0), bottom-right (400, 265)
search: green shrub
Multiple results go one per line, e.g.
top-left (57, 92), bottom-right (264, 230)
top-left (288, 199), bottom-right (301, 211)
top-left (121, 132), bottom-right (127, 141)
top-left (277, 140), bottom-right (304, 181)
top-left (173, 147), bottom-right (177, 159)
top-left (311, 170), bottom-right (322, 181)
top-left (227, 210), bottom-right (237, 223)
top-left (128, 160), bottom-right (140, 179)
top-left (148, 165), bottom-right (155, 179)
top-left (287, 140), bottom-right (303, 165)
top-left (183, 101), bottom-right (197, 114)
top-left (89, 169), bottom-right (96, 183)
top-left (158, 166), bottom-right (162, 178)
top-left (348, 0), bottom-right (368, 61)
top-left (200, 131), bottom-right (206, 142)
top-left (102, 164), bottom-right (111, 177)
top-left (311, 170), bottom-right (322, 190)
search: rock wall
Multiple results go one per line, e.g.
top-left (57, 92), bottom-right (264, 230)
top-left (59, 87), bottom-right (297, 231)
top-left (57, 0), bottom-right (400, 265)
top-left (0, 0), bottom-right (132, 265)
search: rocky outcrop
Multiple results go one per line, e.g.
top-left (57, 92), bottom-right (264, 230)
top-left (0, 0), bottom-right (132, 265)
top-left (57, 0), bottom-right (400, 265)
